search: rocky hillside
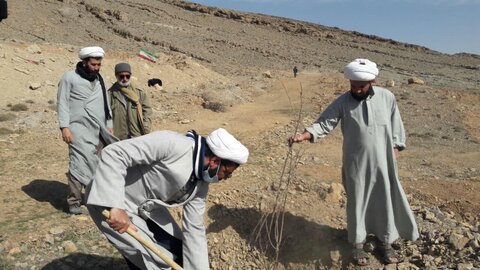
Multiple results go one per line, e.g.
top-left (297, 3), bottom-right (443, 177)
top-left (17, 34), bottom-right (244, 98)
top-left (1, 0), bottom-right (479, 90)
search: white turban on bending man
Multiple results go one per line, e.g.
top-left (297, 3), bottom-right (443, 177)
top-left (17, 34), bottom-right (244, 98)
top-left (344, 58), bottom-right (379, 81)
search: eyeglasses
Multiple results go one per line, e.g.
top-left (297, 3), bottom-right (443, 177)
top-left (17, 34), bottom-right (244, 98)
top-left (118, 74), bottom-right (130, 79)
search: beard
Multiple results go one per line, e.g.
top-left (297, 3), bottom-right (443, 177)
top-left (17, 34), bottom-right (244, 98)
top-left (351, 90), bottom-right (368, 99)
top-left (84, 65), bottom-right (99, 75)
top-left (350, 86), bottom-right (374, 101)
top-left (119, 81), bottom-right (130, 87)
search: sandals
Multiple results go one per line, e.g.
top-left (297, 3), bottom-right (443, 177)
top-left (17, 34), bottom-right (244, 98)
top-left (352, 247), bottom-right (370, 266)
top-left (380, 245), bottom-right (404, 264)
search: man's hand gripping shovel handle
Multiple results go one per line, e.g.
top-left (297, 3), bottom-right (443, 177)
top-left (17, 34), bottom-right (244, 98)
top-left (102, 209), bottom-right (183, 270)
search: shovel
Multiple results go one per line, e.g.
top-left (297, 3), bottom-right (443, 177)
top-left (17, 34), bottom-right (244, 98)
top-left (102, 209), bottom-right (183, 270)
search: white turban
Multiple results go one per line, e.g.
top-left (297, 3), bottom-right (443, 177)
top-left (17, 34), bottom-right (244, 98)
top-left (206, 128), bottom-right (249, 165)
top-left (344, 58), bottom-right (379, 81)
top-left (79, 46), bottom-right (105, 60)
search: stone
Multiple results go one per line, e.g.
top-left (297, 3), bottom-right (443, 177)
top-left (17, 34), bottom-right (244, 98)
top-left (457, 263), bottom-right (474, 270)
top-left (424, 211), bottom-right (436, 221)
top-left (385, 264), bottom-right (397, 270)
top-left (74, 215), bottom-right (89, 222)
top-left (449, 233), bottom-right (469, 250)
top-left (14, 262), bottom-right (29, 268)
top-left (14, 67), bottom-right (30, 75)
top-left (8, 247), bottom-right (21, 255)
top-left (44, 80), bottom-right (56, 86)
top-left (295, 184), bottom-right (305, 192)
top-left (262, 71), bottom-right (272, 78)
top-left (45, 234), bottom-right (55, 245)
top-left (397, 262), bottom-right (419, 270)
top-left (62, 241), bottom-right (78, 253)
top-left (26, 44), bottom-right (42, 54)
top-left (49, 227), bottom-right (65, 236)
top-left (385, 80), bottom-right (395, 87)
top-left (325, 182), bottom-right (344, 203)
top-left (408, 77), bottom-right (425, 85)
top-left (58, 7), bottom-right (78, 18)
top-left (469, 238), bottom-right (480, 249)
top-left (330, 250), bottom-right (341, 263)
top-left (326, 33), bottom-right (336, 39)
top-left (220, 251), bottom-right (229, 262)
top-left (29, 82), bottom-right (42, 90)
top-left (179, 119), bottom-right (193, 124)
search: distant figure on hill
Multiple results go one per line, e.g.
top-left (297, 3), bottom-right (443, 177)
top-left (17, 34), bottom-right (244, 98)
top-left (293, 66), bottom-right (298, 78)
top-left (288, 58), bottom-right (418, 266)
top-left (87, 128), bottom-right (249, 270)
top-left (57, 46), bottom-right (116, 215)
top-left (108, 63), bottom-right (152, 140)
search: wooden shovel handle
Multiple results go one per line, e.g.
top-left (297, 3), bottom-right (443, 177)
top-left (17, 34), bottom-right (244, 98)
top-left (102, 209), bottom-right (183, 270)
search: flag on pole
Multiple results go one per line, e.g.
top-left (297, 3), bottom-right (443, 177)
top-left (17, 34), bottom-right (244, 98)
top-left (138, 49), bottom-right (159, 63)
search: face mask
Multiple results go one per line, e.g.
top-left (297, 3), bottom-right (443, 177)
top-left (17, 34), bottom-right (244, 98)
top-left (202, 163), bottom-right (221, 183)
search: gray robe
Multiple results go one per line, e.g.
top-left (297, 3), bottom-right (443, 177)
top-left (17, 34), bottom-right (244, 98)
top-left (57, 70), bottom-right (114, 185)
top-left (87, 131), bottom-right (210, 270)
top-left (306, 86), bottom-right (419, 244)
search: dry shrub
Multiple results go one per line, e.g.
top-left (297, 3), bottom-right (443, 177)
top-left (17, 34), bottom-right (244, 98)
top-left (25, 99), bottom-right (35, 104)
top-left (200, 88), bottom-right (239, 112)
top-left (0, 113), bottom-right (16, 122)
top-left (0, 127), bottom-right (15, 135)
top-left (202, 101), bottom-right (226, 112)
top-left (10, 103), bottom-right (28, 112)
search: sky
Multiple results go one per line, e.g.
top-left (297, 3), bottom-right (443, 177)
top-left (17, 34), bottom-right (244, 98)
top-left (190, 0), bottom-right (480, 55)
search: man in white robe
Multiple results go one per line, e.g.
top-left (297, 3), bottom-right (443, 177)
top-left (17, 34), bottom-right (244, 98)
top-left (289, 59), bottom-right (418, 265)
top-left (57, 46), bottom-right (115, 214)
top-left (87, 128), bottom-right (249, 270)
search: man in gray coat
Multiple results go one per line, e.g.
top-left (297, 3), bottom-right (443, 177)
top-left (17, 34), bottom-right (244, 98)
top-left (289, 59), bottom-right (418, 266)
top-left (87, 128), bottom-right (249, 270)
top-left (57, 46), bottom-right (114, 215)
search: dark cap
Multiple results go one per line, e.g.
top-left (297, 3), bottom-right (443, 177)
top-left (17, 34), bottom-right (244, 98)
top-left (115, 63), bottom-right (131, 74)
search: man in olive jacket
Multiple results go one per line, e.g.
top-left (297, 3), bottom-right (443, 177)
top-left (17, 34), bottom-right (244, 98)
top-left (109, 63), bottom-right (152, 140)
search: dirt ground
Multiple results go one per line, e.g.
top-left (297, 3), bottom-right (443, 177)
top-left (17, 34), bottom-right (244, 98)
top-left (0, 42), bottom-right (479, 269)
